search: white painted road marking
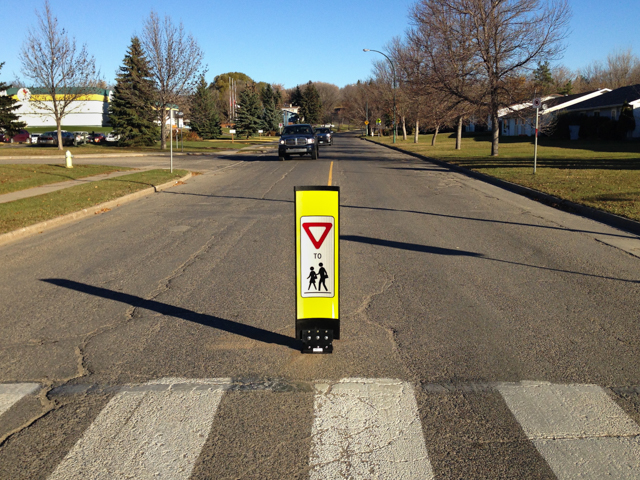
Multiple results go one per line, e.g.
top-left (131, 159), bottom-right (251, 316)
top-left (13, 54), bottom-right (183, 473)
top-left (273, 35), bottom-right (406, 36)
top-left (310, 378), bottom-right (435, 480)
top-left (47, 378), bottom-right (231, 480)
top-left (0, 383), bottom-right (39, 417)
top-left (497, 381), bottom-right (640, 479)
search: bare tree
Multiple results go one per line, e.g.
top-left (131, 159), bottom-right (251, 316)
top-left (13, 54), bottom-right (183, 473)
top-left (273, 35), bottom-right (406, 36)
top-left (577, 48), bottom-right (640, 91)
top-left (20, 0), bottom-right (100, 150)
top-left (141, 11), bottom-right (204, 149)
top-left (409, 0), bottom-right (571, 156)
top-left (313, 82), bottom-right (342, 124)
top-left (341, 81), bottom-right (381, 132)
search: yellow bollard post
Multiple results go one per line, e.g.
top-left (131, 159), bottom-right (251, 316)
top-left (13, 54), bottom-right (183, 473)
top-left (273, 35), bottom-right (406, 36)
top-left (65, 150), bottom-right (73, 168)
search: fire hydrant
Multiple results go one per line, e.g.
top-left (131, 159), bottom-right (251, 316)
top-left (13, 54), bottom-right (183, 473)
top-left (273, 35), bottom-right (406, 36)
top-left (65, 150), bottom-right (73, 169)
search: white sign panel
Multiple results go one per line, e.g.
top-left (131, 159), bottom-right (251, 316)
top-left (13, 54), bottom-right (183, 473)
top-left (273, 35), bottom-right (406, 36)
top-left (300, 216), bottom-right (335, 298)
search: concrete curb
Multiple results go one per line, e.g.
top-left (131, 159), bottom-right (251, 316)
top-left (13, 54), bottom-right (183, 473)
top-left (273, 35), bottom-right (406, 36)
top-left (363, 137), bottom-right (640, 236)
top-left (0, 172), bottom-right (192, 247)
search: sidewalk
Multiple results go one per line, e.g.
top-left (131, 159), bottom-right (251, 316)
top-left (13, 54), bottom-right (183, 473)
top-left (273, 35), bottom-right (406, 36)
top-left (0, 168), bottom-right (155, 204)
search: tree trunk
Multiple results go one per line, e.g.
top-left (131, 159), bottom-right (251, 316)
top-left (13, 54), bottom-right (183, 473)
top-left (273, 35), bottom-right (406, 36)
top-left (491, 109), bottom-right (499, 156)
top-left (56, 119), bottom-right (63, 151)
top-left (431, 125), bottom-right (439, 146)
top-left (456, 116), bottom-right (463, 150)
top-left (414, 120), bottom-right (419, 143)
top-left (402, 116), bottom-right (407, 141)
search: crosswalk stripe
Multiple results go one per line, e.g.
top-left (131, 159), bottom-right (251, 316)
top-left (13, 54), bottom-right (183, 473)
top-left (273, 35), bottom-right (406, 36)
top-left (47, 377), bottom-right (231, 480)
top-left (310, 378), bottom-right (435, 479)
top-left (496, 381), bottom-right (640, 479)
top-left (0, 383), bottom-right (40, 418)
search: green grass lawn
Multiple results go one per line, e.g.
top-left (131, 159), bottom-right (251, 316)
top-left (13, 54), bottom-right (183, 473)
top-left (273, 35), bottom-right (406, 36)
top-left (0, 164), bottom-right (133, 195)
top-left (0, 169), bottom-right (189, 234)
top-left (369, 133), bottom-right (640, 222)
top-left (0, 135), bottom-right (278, 156)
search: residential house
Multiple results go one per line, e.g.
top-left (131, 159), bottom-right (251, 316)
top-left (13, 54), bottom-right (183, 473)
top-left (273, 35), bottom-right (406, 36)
top-left (564, 84), bottom-right (640, 138)
top-left (499, 89), bottom-right (610, 137)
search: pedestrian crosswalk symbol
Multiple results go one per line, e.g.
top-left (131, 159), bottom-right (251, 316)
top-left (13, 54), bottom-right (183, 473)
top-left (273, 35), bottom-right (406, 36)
top-left (301, 217), bottom-right (334, 298)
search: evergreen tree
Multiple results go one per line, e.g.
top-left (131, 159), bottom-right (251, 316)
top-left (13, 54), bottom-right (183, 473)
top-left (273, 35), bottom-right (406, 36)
top-left (0, 63), bottom-right (26, 137)
top-left (235, 86), bottom-right (261, 138)
top-left (299, 81), bottom-right (322, 124)
top-left (558, 80), bottom-right (573, 96)
top-left (260, 84), bottom-right (280, 132)
top-left (290, 85), bottom-right (303, 106)
top-left (618, 100), bottom-right (636, 139)
top-left (190, 75), bottom-right (222, 139)
top-left (533, 61), bottom-right (554, 95)
top-left (109, 37), bottom-right (159, 147)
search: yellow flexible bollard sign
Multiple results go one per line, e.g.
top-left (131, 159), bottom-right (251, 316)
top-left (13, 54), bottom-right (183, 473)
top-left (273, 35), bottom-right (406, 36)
top-left (295, 186), bottom-right (340, 353)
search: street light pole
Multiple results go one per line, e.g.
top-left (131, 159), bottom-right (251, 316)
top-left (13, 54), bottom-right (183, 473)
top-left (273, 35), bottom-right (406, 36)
top-left (363, 48), bottom-right (397, 144)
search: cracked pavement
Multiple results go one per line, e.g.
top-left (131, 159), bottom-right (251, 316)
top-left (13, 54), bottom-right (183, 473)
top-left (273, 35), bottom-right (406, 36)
top-left (1, 134), bottom-right (640, 478)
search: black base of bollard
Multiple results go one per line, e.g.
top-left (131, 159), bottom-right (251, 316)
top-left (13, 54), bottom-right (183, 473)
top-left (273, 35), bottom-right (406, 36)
top-left (301, 329), bottom-right (333, 354)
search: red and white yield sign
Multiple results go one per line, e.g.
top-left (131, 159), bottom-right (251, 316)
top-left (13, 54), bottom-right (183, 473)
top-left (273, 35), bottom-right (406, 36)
top-left (300, 216), bottom-right (335, 298)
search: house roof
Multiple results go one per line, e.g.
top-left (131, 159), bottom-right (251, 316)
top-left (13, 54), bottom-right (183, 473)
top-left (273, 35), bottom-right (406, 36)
top-left (501, 90), bottom-right (609, 118)
top-left (565, 84), bottom-right (640, 112)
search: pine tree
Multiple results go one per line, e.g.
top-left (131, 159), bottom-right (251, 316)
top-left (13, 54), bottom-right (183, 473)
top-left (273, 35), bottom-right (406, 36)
top-left (558, 80), bottom-right (573, 96)
top-left (190, 75), bottom-right (222, 139)
top-left (109, 37), bottom-right (159, 147)
top-left (290, 86), bottom-right (303, 106)
top-left (260, 84), bottom-right (280, 133)
top-left (299, 82), bottom-right (322, 124)
top-left (0, 63), bottom-right (26, 137)
top-left (533, 61), bottom-right (554, 95)
top-left (235, 86), bottom-right (261, 138)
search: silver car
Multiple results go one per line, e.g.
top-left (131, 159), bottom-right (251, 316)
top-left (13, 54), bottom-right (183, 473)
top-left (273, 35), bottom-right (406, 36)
top-left (37, 131), bottom-right (75, 146)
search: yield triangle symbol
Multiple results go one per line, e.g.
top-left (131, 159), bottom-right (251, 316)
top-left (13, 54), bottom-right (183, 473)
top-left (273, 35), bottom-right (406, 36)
top-left (302, 222), bottom-right (332, 249)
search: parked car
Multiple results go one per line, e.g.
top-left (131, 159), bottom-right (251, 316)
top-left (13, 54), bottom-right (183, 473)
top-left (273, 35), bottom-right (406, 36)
top-left (72, 131), bottom-right (89, 145)
top-left (315, 127), bottom-right (333, 146)
top-left (30, 133), bottom-right (41, 144)
top-left (88, 133), bottom-right (106, 144)
top-left (0, 129), bottom-right (31, 144)
top-left (278, 124), bottom-right (318, 161)
top-left (37, 131), bottom-right (75, 146)
top-left (105, 132), bottom-right (120, 143)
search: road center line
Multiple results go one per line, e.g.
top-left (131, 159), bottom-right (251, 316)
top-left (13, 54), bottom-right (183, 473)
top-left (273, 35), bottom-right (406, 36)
top-left (328, 161), bottom-right (333, 186)
top-left (310, 378), bottom-right (435, 479)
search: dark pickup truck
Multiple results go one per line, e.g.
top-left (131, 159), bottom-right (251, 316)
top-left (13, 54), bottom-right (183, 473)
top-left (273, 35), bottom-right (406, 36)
top-left (278, 124), bottom-right (318, 161)
top-left (315, 127), bottom-right (333, 146)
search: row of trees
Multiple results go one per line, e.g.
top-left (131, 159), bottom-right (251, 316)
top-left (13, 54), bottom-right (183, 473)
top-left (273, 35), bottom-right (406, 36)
top-left (339, 0), bottom-right (572, 157)
top-left (339, 1), bottom-right (640, 156)
top-left (12, 1), bottom-right (206, 150)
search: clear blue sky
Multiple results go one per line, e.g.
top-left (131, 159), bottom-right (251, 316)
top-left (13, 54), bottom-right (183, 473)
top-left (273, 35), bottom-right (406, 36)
top-left (2, 0), bottom-right (639, 90)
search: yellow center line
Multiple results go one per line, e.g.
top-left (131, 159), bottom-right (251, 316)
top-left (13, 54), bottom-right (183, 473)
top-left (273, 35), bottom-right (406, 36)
top-left (328, 161), bottom-right (334, 186)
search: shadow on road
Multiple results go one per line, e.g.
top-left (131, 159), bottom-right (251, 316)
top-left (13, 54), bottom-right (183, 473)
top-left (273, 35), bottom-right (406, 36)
top-left (342, 235), bottom-right (640, 284)
top-left (41, 279), bottom-right (302, 351)
top-left (340, 235), bottom-right (483, 257)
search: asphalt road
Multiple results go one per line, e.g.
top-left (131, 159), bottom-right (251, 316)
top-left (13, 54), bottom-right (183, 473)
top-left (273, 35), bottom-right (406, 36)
top-left (1, 133), bottom-right (640, 479)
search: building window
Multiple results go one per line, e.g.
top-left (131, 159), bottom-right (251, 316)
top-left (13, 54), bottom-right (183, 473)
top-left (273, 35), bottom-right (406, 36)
top-left (611, 108), bottom-right (617, 120)
top-left (594, 110), bottom-right (600, 117)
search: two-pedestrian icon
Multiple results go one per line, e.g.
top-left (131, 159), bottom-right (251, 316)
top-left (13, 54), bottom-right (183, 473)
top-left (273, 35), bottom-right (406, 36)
top-left (300, 215), bottom-right (335, 298)
top-left (307, 263), bottom-right (329, 292)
